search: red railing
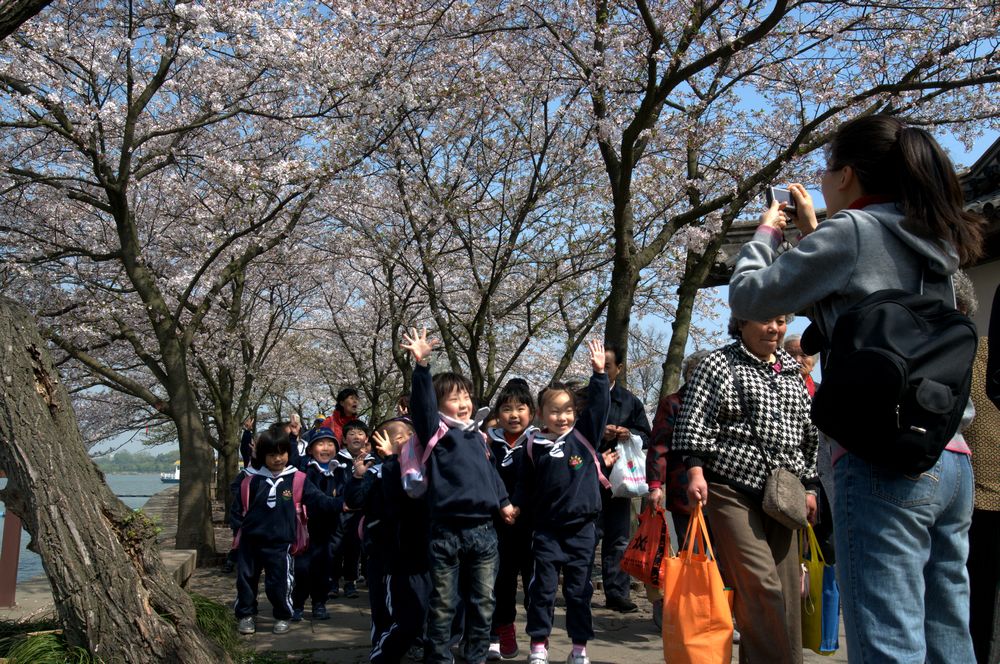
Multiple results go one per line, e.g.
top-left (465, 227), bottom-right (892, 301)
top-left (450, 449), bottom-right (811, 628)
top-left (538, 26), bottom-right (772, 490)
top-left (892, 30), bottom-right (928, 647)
top-left (0, 511), bottom-right (21, 607)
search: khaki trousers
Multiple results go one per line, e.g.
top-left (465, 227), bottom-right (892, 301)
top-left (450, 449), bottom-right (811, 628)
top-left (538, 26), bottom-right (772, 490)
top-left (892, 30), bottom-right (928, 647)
top-left (706, 483), bottom-right (803, 664)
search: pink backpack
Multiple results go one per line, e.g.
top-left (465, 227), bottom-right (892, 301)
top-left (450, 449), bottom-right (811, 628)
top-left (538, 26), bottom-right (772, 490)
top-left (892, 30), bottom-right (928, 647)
top-left (400, 421), bottom-right (492, 498)
top-left (231, 471), bottom-right (309, 555)
top-left (400, 422), bottom-right (449, 498)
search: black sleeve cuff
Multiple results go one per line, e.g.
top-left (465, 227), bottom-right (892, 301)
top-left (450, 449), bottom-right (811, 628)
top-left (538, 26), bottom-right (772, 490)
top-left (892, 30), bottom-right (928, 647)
top-left (684, 456), bottom-right (705, 469)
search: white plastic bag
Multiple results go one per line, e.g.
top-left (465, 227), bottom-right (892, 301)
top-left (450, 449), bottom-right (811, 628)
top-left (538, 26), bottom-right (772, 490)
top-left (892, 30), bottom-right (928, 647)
top-left (609, 434), bottom-right (649, 498)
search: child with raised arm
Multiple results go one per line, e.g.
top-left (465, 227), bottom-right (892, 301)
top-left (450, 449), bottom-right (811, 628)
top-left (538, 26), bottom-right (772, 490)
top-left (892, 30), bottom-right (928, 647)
top-left (512, 339), bottom-right (617, 664)
top-left (401, 327), bottom-right (515, 664)
top-left (230, 429), bottom-right (346, 636)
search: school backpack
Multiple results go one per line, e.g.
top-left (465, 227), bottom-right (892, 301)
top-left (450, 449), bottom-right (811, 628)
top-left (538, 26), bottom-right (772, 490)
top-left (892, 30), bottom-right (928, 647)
top-left (807, 286), bottom-right (977, 474)
top-left (400, 419), bottom-right (492, 499)
top-left (231, 471), bottom-right (309, 555)
top-left (399, 422), bottom-right (449, 498)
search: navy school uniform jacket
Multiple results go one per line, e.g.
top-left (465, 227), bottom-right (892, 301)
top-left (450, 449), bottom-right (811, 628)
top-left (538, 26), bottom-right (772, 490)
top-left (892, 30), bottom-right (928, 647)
top-left (229, 465), bottom-right (345, 544)
top-left (488, 426), bottom-right (538, 499)
top-left (334, 449), bottom-right (376, 534)
top-left (410, 364), bottom-right (510, 524)
top-left (346, 456), bottom-right (431, 575)
top-left (301, 458), bottom-right (343, 541)
top-left (512, 372), bottom-right (611, 530)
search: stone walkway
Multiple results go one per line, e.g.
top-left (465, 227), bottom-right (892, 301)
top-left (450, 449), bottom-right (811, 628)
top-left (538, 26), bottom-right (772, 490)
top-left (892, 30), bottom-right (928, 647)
top-left (178, 491), bottom-right (848, 663)
top-left (0, 484), bottom-right (849, 663)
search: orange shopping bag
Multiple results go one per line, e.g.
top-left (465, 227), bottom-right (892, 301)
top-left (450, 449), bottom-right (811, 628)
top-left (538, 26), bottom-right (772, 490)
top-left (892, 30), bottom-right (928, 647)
top-left (621, 503), bottom-right (671, 587)
top-left (662, 503), bottom-right (733, 664)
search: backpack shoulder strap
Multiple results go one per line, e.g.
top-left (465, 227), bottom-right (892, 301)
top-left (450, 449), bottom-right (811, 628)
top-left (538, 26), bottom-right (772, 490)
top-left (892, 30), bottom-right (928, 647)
top-left (526, 430), bottom-right (535, 464)
top-left (420, 421), bottom-right (449, 465)
top-left (292, 470), bottom-right (305, 503)
top-left (240, 473), bottom-right (252, 514)
top-left (919, 267), bottom-right (957, 308)
top-left (574, 431), bottom-right (612, 490)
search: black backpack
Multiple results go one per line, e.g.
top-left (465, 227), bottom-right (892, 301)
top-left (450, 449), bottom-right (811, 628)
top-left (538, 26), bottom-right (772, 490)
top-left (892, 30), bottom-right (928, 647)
top-left (805, 286), bottom-right (977, 474)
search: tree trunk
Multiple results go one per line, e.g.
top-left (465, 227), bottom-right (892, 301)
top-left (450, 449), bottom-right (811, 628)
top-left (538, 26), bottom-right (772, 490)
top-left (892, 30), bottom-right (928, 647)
top-left (155, 341), bottom-right (217, 560)
top-left (0, 298), bottom-right (228, 662)
top-left (604, 250), bottom-right (640, 388)
top-left (214, 415), bottom-right (240, 513)
top-left (659, 256), bottom-right (703, 398)
top-left (0, 0), bottom-right (52, 41)
top-left (172, 398), bottom-right (218, 561)
top-left (658, 227), bottom-right (733, 398)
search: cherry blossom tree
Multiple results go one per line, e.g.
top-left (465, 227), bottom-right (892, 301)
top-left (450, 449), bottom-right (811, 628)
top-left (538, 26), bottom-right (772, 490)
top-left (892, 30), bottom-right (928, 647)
top-left (0, 0), bottom-right (418, 556)
top-left (322, 24), bottom-right (616, 403)
top-left (0, 298), bottom-right (227, 662)
top-left (517, 0), bottom-right (999, 389)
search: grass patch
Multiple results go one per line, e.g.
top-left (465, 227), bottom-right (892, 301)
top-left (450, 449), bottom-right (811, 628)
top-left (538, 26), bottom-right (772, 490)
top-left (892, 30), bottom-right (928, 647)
top-left (0, 594), bottom-right (323, 663)
top-left (190, 591), bottom-right (242, 656)
top-left (188, 592), bottom-right (321, 663)
top-left (0, 622), bottom-right (99, 663)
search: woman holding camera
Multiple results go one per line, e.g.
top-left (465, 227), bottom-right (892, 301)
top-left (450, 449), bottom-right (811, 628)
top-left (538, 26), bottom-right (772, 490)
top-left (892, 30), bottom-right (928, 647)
top-left (729, 115), bottom-right (984, 663)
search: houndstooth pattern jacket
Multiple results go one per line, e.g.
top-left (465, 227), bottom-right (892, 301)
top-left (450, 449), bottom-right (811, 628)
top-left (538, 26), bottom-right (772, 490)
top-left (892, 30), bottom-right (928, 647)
top-left (672, 342), bottom-right (819, 495)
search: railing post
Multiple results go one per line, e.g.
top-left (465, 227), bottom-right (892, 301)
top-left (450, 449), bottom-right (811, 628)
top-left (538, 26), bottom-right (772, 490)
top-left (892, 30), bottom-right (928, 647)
top-left (0, 511), bottom-right (22, 607)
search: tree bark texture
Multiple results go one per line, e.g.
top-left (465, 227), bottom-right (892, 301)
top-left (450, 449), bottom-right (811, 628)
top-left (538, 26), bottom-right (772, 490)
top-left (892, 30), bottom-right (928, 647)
top-left (0, 298), bottom-right (228, 663)
top-left (171, 391), bottom-right (217, 561)
top-left (604, 247), bottom-right (640, 387)
top-left (0, 0), bottom-right (52, 41)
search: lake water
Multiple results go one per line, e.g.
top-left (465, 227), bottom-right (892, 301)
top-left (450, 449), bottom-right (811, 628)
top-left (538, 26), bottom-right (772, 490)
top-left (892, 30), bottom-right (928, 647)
top-left (0, 473), bottom-right (168, 581)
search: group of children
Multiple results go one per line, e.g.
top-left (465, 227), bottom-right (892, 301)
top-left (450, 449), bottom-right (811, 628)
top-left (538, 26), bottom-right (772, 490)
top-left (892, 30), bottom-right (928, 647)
top-left (229, 328), bottom-right (621, 664)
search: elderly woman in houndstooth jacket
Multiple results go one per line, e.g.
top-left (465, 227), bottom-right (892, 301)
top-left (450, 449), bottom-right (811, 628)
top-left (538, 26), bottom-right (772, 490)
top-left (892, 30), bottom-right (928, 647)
top-left (672, 314), bottom-right (819, 664)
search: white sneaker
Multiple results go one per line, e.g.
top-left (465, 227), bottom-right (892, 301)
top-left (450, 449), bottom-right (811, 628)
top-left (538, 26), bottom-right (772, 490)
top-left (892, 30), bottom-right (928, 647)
top-left (528, 649), bottom-right (549, 663)
top-left (237, 616), bottom-right (255, 634)
top-left (487, 642), bottom-right (502, 661)
top-left (565, 653), bottom-right (590, 664)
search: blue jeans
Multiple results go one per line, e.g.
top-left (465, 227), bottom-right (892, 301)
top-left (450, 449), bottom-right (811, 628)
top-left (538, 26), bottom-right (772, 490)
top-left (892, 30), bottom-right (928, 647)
top-left (833, 450), bottom-right (974, 663)
top-left (426, 521), bottom-right (499, 664)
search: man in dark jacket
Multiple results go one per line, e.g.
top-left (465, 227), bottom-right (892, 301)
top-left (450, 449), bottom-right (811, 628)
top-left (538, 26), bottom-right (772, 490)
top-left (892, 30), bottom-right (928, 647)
top-left (597, 344), bottom-right (651, 613)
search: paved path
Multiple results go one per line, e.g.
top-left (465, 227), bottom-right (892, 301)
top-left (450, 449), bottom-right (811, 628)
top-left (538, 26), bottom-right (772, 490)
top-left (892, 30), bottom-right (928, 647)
top-left (0, 484), bottom-right (848, 663)
top-left (186, 492), bottom-right (848, 663)
top-left (188, 562), bottom-right (848, 663)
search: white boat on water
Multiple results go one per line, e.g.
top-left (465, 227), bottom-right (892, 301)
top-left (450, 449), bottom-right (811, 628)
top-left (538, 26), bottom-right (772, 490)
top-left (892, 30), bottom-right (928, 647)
top-left (160, 461), bottom-right (180, 484)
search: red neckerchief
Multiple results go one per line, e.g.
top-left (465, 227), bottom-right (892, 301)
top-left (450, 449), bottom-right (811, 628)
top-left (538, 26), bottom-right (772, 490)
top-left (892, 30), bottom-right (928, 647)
top-left (848, 195), bottom-right (894, 210)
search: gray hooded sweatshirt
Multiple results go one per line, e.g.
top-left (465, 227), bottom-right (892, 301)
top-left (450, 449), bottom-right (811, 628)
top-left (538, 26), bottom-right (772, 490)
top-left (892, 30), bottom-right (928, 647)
top-left (729, 202), bottom-right (968, 501)
top-left (729, 202), bottom-right (959, 336)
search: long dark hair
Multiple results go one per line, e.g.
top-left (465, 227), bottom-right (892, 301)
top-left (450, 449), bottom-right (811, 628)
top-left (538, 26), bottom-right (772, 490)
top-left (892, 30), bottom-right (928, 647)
top-left (827, 115), bottom-right (984, 266)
